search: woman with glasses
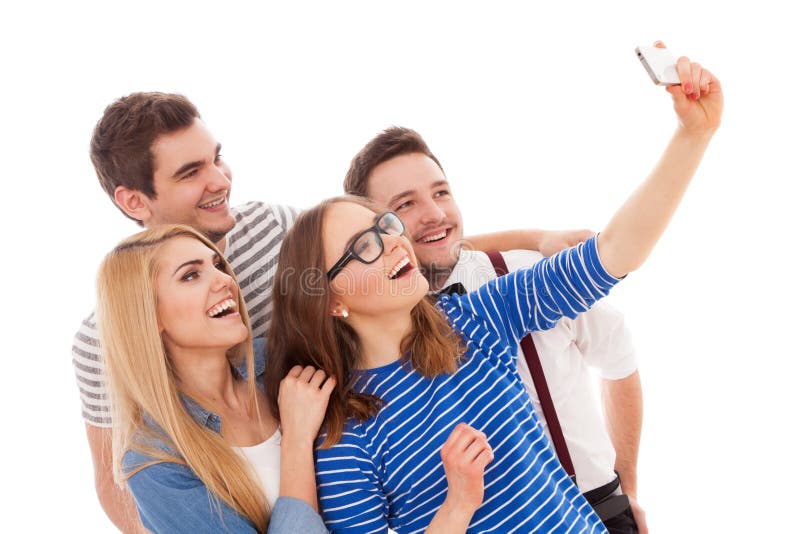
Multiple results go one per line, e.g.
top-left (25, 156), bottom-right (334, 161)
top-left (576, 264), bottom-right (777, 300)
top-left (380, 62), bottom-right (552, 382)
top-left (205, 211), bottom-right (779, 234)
top-left (264, 56), bottom-right (722, 533)
top-left (96, 225), bottom-right (333, 533)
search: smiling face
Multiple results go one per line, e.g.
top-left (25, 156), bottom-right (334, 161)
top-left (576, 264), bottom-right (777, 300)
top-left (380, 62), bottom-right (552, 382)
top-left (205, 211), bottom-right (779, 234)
top-left (323, 202), bottom-right (429, 318)
top-left (155, 236), bottom-right (248, 357)
top-left (366, 153), bottom-right (464, 278)
top-left (143, 119), bottom-right (235, 245)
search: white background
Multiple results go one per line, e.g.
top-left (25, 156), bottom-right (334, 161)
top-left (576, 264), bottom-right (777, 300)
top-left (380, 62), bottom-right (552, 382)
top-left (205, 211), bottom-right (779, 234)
top-left (2, 1), bottom-right (798, 532)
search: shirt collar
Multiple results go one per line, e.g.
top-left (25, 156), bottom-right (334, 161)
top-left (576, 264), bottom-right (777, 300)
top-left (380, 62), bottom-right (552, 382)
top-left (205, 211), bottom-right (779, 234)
top-left (178, 337), bottom-right (268, 434)
top-left (437, 248), bottom-right (474, 291)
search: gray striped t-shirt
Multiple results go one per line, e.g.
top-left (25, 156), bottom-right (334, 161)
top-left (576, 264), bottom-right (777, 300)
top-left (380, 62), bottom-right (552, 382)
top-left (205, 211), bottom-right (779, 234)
top-left (71, 201), bottom-right (299, 427)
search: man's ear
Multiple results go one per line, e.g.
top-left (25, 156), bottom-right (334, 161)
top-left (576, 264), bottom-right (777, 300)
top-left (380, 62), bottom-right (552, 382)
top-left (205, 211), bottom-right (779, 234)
top-left (114, 185), bottom-right (152, 224)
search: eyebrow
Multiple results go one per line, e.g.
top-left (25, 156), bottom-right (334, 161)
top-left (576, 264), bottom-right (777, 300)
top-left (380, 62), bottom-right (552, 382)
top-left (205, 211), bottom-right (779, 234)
top-left (173, 259), bottom-right (202, 275)
top-left (344, 214), bottom-right (381, 249)
top-left (172, 253), bottom-right (221, 276)
top-left (170, 143), bottom-right (222, 179)
top-left (387, 180), bottom-right (449, 206)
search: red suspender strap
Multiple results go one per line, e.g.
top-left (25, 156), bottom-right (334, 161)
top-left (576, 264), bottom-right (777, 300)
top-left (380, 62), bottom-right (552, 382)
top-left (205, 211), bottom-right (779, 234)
top-left (485, 251), bottom-right (577, 485)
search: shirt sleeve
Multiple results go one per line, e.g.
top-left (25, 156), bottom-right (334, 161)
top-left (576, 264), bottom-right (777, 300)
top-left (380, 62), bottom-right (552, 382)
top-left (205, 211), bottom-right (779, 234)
top-left (448, 235), bottom-right (622, 353)
top-left (272, 204), bottom-right (302, 232)
top-left (268, 497), bottom-right (329, 534)
top-left (571, 300), bottom-right (638, 380)
top-left (315, 432), bottom-right (390, 534)
top-left (71, 313), bottom-right (112, 427)
top-left (124, 452), bottom-right (258, 534)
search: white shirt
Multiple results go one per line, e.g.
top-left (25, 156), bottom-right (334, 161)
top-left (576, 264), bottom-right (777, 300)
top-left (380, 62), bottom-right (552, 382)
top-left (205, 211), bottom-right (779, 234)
top-left (235, 429), bottom-right (283, 509)
top-left (442, 249), bottom-right (638, 492)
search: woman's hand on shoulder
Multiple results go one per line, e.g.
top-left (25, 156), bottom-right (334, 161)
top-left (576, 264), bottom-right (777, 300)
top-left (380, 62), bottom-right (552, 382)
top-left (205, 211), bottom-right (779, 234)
top-left (278, 365), bottom-right (336, 445)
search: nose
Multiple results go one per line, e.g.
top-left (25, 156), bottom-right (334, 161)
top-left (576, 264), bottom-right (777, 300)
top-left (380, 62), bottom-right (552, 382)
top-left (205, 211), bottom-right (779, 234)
top-left (418, 198), bottom-right (446, 226)
top-left (212, 267), bottom-right (235, 293)
top-left (382, 232), bottom-right (408, 256)
top-left (207, 162), bottom-right (232, 193)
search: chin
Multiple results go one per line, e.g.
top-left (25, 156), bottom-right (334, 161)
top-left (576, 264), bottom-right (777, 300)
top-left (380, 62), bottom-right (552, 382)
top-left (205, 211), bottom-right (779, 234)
top-left (203, 218), bottom-right (237, 243)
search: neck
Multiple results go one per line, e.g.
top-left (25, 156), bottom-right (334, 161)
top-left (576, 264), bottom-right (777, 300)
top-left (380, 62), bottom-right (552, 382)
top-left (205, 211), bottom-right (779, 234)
top-left (349, 309), bottom-right (415, 369)
top-left (170, 348), bottom-right (239, 410)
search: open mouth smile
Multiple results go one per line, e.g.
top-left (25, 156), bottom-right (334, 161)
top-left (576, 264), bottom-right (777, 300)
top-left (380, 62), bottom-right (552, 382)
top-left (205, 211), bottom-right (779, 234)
top-left (199, 196), bottom-right (227, 210)
top-left (207, 298), bottom-right (238, 318)
top-left (388, 256), bottom-right (414, 280)
top-left (416, 228), bottom-right (450, 244)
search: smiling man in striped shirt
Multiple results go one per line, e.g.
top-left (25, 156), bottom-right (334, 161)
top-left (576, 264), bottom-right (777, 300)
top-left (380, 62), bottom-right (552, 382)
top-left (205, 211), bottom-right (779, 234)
top-left (72, 92), bottom-right (301, 532)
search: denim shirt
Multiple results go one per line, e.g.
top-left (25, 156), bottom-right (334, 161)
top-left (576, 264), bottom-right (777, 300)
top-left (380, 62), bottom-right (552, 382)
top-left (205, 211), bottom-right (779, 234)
top-left (123, 338), bottom-right (328, 534)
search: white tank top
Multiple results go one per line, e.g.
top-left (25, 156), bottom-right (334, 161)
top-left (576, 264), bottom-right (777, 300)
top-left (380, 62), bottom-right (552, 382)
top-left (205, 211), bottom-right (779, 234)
top-left (235, 430), bottom-right (282, 508)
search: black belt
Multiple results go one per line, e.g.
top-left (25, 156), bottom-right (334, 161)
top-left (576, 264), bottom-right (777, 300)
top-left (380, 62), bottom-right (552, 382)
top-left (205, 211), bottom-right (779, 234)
top-left (583, 474), bottom-right (631, 522)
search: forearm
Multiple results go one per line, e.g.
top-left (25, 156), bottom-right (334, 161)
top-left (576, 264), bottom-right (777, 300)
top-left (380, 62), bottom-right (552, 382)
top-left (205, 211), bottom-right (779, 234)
top-left (87, 424), bottom-right (146, 533)
top-left (96, 475), bottom-right (148, 533)
top-left (463, 229), bottom-right (545, 253)
top-left (425, 499), bottom-right (474, 534)
top-left (598, 127), bottom-right (714, 278)
top-left (279, 438), bottom-right (319, 512)
top-left (601, 371), bottom-right (643, 498)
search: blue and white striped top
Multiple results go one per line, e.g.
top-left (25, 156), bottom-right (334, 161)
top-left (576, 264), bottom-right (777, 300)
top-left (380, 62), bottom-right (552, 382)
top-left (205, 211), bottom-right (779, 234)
top-left (315, 236), bottom-right (619, 533)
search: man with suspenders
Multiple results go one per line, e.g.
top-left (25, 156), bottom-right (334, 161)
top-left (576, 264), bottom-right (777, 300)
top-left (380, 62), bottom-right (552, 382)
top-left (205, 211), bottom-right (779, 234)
top-left (344, 127), bottom-right (646, 534)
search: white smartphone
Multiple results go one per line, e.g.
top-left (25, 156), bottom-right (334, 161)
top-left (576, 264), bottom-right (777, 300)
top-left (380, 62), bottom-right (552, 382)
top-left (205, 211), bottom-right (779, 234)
top-left (635, 45), bottom-right (680, 86)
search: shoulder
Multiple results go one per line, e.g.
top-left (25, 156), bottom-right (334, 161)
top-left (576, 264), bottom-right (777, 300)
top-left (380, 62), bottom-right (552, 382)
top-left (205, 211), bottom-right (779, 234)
top-left (252, 337), bottom-right (267, 380)
top-left (73, 312), bottom-right (98, 347)
top-left (72, 311), bottom-right (101, 368)
top-left (227, 202), bottom-right (300, 256)
top-left (500, 249), bottom-right (545, 270)
top-left (226, 202), bottom-right (294, 262)
top-left (315, 424), bottom-right (372, 461)
top-left (252, 337), bottom-right (266, 362)
top-left (230, 200), bottom-right (266, 218)
top-left (448, 249), bottom-right (545, 289)
top-left (231, 202), bottom-right (299, 229)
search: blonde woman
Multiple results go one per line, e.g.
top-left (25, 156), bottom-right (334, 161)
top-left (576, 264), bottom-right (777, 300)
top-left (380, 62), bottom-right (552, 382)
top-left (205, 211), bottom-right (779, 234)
top-left (96, 225), bottom-right (333, 533)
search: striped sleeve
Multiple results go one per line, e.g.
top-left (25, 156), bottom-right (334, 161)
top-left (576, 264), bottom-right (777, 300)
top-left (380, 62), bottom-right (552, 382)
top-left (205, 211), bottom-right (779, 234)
top-left (72, 313), bottom-right (112, 427)
top-left (271, 204), bottom-right (301, 232)
top-left (315, 431), bottom-right (389, 534)
top-left (447, 235), bottom-right (621, 354)
top-left (227, 202), bottom-right (300, 339)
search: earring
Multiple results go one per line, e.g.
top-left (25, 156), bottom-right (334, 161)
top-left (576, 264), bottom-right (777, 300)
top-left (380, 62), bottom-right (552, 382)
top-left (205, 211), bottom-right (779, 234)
top-left (341, 309), bottom-right (349, 319)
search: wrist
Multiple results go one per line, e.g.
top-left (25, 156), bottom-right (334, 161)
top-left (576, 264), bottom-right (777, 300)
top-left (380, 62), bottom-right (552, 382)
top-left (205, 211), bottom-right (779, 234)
top-left (440, 495), bottom-right (477, 522)
top-left (674, 125), bottom-right (716, 144)
top-left (440, 492), bottom-right (480, 520)
top-left (616, 471), bottom-right (638, 499)
top-left (280, 432), bottom-right (315, 452)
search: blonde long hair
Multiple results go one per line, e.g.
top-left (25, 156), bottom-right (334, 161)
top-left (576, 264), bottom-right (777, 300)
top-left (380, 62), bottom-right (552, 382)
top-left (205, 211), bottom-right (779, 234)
top-left (96, 224), bottom-right (269, 532)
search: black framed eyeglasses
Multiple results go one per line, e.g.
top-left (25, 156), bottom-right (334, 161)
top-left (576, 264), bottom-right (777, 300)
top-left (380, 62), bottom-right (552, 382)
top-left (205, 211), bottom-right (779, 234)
top-left (326, 211), bottom-right (406, 281)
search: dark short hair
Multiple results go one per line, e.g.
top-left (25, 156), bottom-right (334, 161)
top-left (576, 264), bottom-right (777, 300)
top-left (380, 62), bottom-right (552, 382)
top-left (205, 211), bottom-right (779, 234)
top-left (90, 92), bottom-right (200, 223)
top-left (343, 126), bottom-right (444, 198)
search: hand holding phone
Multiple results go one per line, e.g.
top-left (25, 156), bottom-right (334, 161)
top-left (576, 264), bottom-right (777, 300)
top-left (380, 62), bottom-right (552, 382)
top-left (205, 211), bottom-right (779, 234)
top-left (635, 42), bottom-right (723, 136)
top-left (636, 45), bottom-right (680, 86)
